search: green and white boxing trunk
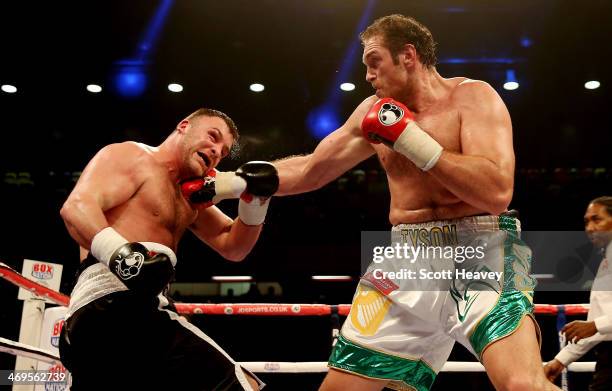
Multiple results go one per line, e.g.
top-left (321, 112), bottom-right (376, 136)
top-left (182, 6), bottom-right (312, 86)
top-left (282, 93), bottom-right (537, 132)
top-left (328, 214), bottom-right (539, 391)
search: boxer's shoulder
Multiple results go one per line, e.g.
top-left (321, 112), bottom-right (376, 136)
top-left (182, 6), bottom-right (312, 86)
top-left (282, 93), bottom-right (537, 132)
top-left (453, 78), bottom-right (491, 95)
top-left (100, 142), bottom-right (157, 165)
top-left (450, 78), bottom-right (503, 109)
top-left (348, 95), bottom-right (379, 127)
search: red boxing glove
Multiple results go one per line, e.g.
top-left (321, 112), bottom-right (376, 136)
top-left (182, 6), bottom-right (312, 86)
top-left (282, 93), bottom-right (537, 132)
top-left (181, 169), bottom-right (246, 209)
top-left (362, 98), bottom-right (415, 146)
top-left (180, 161), bottom-right (278, 212)
top-left (361, 98), bottom-right (443, 171)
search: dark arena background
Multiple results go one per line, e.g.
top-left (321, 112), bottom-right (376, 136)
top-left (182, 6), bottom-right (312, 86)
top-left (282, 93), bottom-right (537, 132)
top-left (1, 1), bottom-right (610, 390)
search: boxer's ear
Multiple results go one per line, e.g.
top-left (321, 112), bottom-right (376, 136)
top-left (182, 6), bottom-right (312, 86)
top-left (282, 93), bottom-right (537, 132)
top-left (176, 120), bottom-right (190, 134)
top-left (401, 43), bottom-right (417, 67)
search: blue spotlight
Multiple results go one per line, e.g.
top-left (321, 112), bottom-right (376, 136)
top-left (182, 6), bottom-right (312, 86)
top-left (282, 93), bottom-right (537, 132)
top-left (439, 57), bottom-right (523, 65)
top-left (520, 36), bottom-right (533, 48)
top-left (503, 69), bottom-right (519, 91)
top-left (307, 106), bottom-right (341, 140)
top-left (114, 61), bottom-right (148, 98)
top-left (110, 0), bottom-right (174, 98)
top-left (309, 0), bottom-right (375, 140)
top-left (329, 0), bottom-right (377, 101)
top-left (136, 0), bottom-right (174, 61)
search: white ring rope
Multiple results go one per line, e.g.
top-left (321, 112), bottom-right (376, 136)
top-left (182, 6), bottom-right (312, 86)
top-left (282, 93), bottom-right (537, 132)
top-left (0, 337), bottom-right (61, 365)
top-left (0, 337), bottom-right (596, 374)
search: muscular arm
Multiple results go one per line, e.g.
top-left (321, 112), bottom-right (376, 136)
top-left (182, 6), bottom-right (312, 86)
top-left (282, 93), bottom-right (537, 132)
top-left (60, 143), bottom-right (142, 249)
top-left (428, 81), bottom-right (514, 215)
top-left (188, 206), bottom-right (262, 262)
top-left (274, 97), bottom-right (377, 196)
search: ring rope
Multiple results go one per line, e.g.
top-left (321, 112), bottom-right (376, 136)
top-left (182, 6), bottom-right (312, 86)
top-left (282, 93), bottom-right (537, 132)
top-left (0, 261), bottom-right (590, 315)
top-left (0, 337), bottom-right (595, 374)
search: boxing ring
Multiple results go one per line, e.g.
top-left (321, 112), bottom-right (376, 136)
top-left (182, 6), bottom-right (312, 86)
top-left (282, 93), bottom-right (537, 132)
top-left (0, 261), bottom-right (595, 389)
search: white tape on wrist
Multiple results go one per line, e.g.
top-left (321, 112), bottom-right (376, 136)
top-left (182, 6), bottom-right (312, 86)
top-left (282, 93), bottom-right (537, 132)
top-left (213, 171), bottom-right (247, 203)
top-left (238, 197), bottom-right (270, 226)
top-left (393, 121), bottom-right (443, 171)
top-left (90, 227), bottom-right (129, 265)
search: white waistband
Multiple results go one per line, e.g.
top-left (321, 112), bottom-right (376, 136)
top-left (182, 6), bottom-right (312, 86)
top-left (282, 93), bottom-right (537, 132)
top-left (392, 214), bottom-right (520, 233)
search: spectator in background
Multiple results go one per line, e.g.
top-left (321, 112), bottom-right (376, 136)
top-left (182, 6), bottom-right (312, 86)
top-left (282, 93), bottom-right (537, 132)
top-left (544, 196), bottom-right (612, 390)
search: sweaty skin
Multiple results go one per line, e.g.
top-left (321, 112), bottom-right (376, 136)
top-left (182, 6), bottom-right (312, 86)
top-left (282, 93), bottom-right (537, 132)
top-left (276, 30), bottom-right (556, 391)
top-left (62, 116), bottom-right (261, 262)
top-left (275, 37), bottom-right (514, 225)
top-left (275, 61), bottom-right (514, 225)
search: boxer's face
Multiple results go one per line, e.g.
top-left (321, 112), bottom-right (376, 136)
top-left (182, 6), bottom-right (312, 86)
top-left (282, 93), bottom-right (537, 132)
top-left (584, 203), bottom-right (612, 249)
top-left (362, 36), bottom-right (410, 99)
top-left (181, 116), bottom-right (233, 176)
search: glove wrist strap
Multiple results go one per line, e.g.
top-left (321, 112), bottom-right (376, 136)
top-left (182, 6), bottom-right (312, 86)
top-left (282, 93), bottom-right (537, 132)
top-left (238, 198), bottom-right (270, 226)
top-left (393, 121), bottom-right (443, 171)
top-left (91, 227), bottom-right (128, 266)
top-left (213, 172), bottom-right (247, 203)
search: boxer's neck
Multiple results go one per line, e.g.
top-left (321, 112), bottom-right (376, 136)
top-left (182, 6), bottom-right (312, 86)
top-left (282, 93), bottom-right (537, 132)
top-left (401, 68), bottom-right (446, 113)
top-left (156, 137), bottom-right (182, 181)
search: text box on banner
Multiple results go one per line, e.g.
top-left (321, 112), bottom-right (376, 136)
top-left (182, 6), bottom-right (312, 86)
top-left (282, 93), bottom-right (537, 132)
top-left (17, 260), bottom-right (63, 303)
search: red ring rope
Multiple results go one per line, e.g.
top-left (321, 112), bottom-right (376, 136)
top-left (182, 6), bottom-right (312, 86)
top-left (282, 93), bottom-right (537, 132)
top-left (1, 262), bottom-right (590, 316)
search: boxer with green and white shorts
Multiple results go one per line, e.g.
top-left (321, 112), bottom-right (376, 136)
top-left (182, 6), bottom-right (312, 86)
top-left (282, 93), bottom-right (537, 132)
top-left (329, 214), bottom-right (539, 391)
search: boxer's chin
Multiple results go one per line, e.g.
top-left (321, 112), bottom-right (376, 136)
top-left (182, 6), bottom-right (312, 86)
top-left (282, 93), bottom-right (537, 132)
top-left (375, 89), bottom-right (389, 98)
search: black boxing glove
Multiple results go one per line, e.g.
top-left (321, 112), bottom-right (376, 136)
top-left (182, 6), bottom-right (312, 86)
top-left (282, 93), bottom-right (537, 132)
top-left (235, 161), bottom-right (279, 226)
top-left (91, 227), bottom-right (176, 296)
top-left (236, 161), bottom-right (279, 198)
top-left (181, 161), bottom-right (279, 206)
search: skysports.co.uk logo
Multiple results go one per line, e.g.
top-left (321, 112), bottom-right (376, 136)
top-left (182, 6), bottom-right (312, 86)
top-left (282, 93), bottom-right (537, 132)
top-left (32, 263), bottom-right (54, 280)
top-left (51, 318), bottom-right (65, 348)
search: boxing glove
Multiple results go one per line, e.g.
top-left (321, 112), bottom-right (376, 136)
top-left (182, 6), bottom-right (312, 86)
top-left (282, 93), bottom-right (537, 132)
top-left (236, 161), bottom-right (278, 225)
top-left (91, 227), bottom-right (176, 297)
top-left (180, 169), bottom-right (246, 209)
top-left (362, 98), bottom-right (443, 171)
top-left (181, 161), bottom-right (279, 208)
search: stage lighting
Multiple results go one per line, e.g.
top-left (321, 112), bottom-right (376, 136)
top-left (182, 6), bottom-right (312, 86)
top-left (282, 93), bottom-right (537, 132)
top-left (584, 80), bottom-right (600, 90)
top-left (307, 106), bottom-right (341, 140)
top-left (249, 83), bottom-right (265, 92)
top-left (1, 84), bottom-right (17, 93)
top-left (503, 70), bottom-right (519, 90)
top-left (86, 84), bottom-right (102, 93)
top-left (340, 83), bottom-right (355, 91)
top-left (113, 62), bottom-right (148, 98)
top-left (168, 83), bottom-right (183, 92)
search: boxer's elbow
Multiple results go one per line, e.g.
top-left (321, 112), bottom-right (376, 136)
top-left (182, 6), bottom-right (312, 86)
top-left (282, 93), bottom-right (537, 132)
top-left (60, 194), bottom-right (98, 230)
top-left (60, 199), bottom-right (78, 226)
top-left (222, 248), bottom-right (249, 262)
top-left (487, 186), bottom-right (513, 215)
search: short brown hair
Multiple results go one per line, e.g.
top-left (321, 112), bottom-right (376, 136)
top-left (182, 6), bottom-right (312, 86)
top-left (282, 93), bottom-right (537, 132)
top-left (590, 196), bottom-right (612, 216)
top-left (360, 14), bottom-right (437, 67)
top-left (186, 108), bottom-right (240, 157)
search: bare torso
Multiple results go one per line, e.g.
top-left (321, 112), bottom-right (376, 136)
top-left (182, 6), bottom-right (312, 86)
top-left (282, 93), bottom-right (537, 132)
top-left (372, 78), bottom-right (485, 225)
top-left (105, 144), bottom-right (197, 251)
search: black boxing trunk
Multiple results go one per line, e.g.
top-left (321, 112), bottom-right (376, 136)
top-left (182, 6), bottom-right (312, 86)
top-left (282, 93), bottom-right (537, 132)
top-left (59, 254), bottom-right (263, 390)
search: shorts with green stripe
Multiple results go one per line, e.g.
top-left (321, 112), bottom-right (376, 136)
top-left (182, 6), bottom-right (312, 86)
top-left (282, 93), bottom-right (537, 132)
top-left (328, 214), bottom-right (539, 391)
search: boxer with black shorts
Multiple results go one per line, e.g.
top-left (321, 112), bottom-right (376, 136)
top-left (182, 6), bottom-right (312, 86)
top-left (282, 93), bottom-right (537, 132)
top-left (59, 108), bottom-right (278, 390)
